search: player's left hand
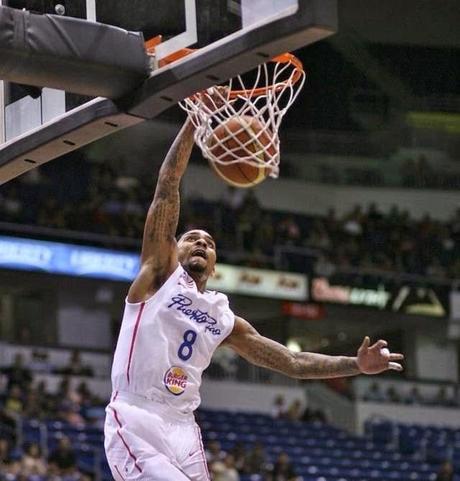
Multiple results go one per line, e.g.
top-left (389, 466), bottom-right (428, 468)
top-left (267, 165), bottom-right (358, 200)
top-left (356, 337), bottom-right (404, 374)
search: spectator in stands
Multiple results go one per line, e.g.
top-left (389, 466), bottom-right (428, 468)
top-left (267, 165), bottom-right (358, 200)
top-left (23, 387), bottom-right (45, 420)
top-left (254, 214), bottom-right (275, 257)
top-left (1, 457), bottom-right (21, 479)
top-left (36, 380), bottom-right (54, 418)
top-left (302, 407), bottom-right (327, 423)
top-left (55, 377), bottom-right (86, 427)
top-left (362, 382), bottom-right (386, 402)
top-left (4, 385), bottom-right (24, 415)
top-left (386, 385), bottom-right (402, 403)
top-left (404, 386), bottom-right (425, 405)
top-left (76, 381), bottom-right (95, 412)
top-left (57, 394), bottom-right (86, 427)
top-left (313, 253), bottom-right (336, 277)
top-left (29, 349), bottom-right (54, 373)
top-left (269, 452), bottom-right (298, 481)
top-left (60, 350), bottom-right (94, 377)
top-left (244, 442), bottom-right (268, 475)
top-left (276, 215), bottom-right (301, 246)
top-left (0, 403), bottom-right (18, 442)
top-left (307, 220), bottom-right (332, 250)
top-left (342, 205), bottom-right (364, 237)
top-left (211, 453), bottom-right (240, 481)
top-left (286, 399), bottom-right (304, 422)
top-left (436, 460), bottom-right (454, 481)
top-left (48, 436), bottom-right (77, 476)
top-left (271, 395), bottom-right (287, 419)
top-left (0, 437), bottom-right (11, 464)
top-left (205, 440), bottom-right (227, 465)
top-left (432, 386), bottom-right (457, 407)
top-left (229, 442), bottom-right (246, 472)
top-left (2, 353), bottom-right (32, 391)
top-left (20, 442), bottom-right (47, 477)
top-left (237, 190), bottom-right (262, 251)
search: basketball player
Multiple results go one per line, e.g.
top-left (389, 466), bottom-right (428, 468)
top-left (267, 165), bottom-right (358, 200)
top-left (104, 115), bottom-right (404, 481)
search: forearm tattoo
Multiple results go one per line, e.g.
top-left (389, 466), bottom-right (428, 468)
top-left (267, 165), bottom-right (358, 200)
top-left (242, 334), bottom-right (360, 379)
top-left (292, 352), bottom-right (360, 379)
top-left (142, 122), bottom-right (195, 263)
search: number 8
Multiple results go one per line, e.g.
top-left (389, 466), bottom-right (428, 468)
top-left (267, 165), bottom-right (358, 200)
top-left (178, 330), bottom-right (197, 361)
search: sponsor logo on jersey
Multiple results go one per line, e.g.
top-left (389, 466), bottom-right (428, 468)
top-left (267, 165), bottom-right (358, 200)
top-left (167, 294), bottom-right (222, 336)
top-left (163, 366), bottom-right (188, 396)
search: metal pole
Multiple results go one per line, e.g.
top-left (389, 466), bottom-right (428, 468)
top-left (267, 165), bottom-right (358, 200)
top-left (0, 0), bottom-right (5, 144)
top-left (0, 81), bottom-right (5, 145)
top-left (86, 0), bottom-right (96, 21)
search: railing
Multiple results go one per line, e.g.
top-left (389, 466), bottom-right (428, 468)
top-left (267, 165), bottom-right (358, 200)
top-left (274, 245), bottom-right (459, 287)
top-left (0, 221), bottom-right (140, 249)
top-left (284, 129), bottom-right (395, 156)
top-left (205, 355), bottom-right (299, 387)
top-left (416, 95), bottom-right (460, 113)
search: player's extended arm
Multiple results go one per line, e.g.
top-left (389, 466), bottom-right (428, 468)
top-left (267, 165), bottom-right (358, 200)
top-left (224, 317), bottom-right (404, 379)
top-left (128, 120), bottom-right (195, 302)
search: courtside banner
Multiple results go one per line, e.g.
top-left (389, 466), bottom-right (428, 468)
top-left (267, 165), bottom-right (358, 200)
top-left (208, 265), bottom-right (308, 301)
top-left (311, 276), bottom-right (450, 318)
top-left (0, 235), bottom-right (139, 281)
top-left (0, 236), bottom-right (308, 300)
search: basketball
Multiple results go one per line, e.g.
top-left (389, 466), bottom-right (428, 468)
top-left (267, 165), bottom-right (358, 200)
top-left (207, 115), bottom-right (277, 188)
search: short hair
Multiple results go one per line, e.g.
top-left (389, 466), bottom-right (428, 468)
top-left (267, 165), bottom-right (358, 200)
top-left (176, 229), bottom-right (216, 245)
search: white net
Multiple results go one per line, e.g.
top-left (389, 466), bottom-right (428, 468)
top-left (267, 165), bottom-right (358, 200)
top-left (180, 54), bottom-right (305, 179)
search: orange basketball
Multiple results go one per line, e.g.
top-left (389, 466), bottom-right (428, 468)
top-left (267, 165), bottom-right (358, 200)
top-left (207, 115), bottom-right (277, 188)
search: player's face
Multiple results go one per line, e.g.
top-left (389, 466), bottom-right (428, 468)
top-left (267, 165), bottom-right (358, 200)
top-left (177, 230), bottom-right (217, 277)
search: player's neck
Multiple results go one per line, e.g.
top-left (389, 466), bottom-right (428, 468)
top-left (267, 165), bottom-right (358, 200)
top-left (185, 270), bottom-right (208, 292)
top-left (192, 274), bottom-right (207, 293)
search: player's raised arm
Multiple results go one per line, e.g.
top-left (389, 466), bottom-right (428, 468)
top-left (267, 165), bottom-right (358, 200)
top-left (224, 317), bottom-right (404, 379)
top-left (128, 119), bottom-right (195, 303)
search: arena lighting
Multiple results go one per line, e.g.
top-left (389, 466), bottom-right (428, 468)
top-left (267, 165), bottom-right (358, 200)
top-left (286, 339), bottom-right (302, 353)
top-left (54, 3), bottom-right (65, 15)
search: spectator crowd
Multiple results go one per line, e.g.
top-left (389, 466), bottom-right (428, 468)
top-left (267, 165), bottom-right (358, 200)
top-left (206, 439), bottom-right (299, 481)
top-left (0, 352), bottom-right (102, 481)
top-left (1, 162), bottom-right (459, 280)
top-left (362, 382), bottom-right (460, 408)
top-left (0, 349), bottom-right (330, 481)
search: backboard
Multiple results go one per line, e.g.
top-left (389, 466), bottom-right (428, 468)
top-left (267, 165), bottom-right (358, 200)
top-left (0, 0), bottom-right (337, 183)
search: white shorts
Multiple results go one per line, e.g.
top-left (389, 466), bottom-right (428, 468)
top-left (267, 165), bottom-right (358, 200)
top-left (104, 391), bottom-right (210, 481)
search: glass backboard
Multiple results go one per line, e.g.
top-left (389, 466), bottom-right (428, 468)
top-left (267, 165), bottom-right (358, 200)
top-left (0, 0), bottom-right (337, 183)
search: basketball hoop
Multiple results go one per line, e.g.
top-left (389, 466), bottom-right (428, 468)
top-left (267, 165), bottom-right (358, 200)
top-left (183, 53), bottom-right (305, 179)
top-left (145, 40), bottom-right (305, 179)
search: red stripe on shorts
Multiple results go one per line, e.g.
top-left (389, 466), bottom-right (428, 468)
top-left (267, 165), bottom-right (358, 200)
top-left (126, 302), bottom-right (145, 384)
top-left (114, 464), bottom-right (126, 480)
top-left (111, 408), bottom-right (143, 474)
top-left (195, 425), bottom-right (211, 481)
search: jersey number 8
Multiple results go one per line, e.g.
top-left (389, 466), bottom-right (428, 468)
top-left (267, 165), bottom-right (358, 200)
top-left (178, 330), bottom-right (197, 361)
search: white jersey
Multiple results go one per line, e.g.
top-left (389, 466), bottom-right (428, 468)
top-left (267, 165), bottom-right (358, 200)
top-left (110, 264), bottom-right (235, 413)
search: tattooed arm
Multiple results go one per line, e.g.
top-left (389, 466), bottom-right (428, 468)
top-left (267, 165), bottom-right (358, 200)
top-left (127, 120), bottom-right (195, 303)
top-left (224, 317), bottom-right (404, 379)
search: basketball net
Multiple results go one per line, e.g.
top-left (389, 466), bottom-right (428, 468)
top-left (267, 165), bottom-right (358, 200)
top-left (179, 54), bottom-right (305, 179)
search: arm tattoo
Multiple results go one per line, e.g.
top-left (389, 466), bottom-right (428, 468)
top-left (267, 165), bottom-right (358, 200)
top-left (240, 334), bottom-right (360, 380)
top-left (141, 121), bottom-right (195, 264)
top-left (158, 120), bottom-right (195, 190)
top-left (292, 352), bottom-right (360, 379)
